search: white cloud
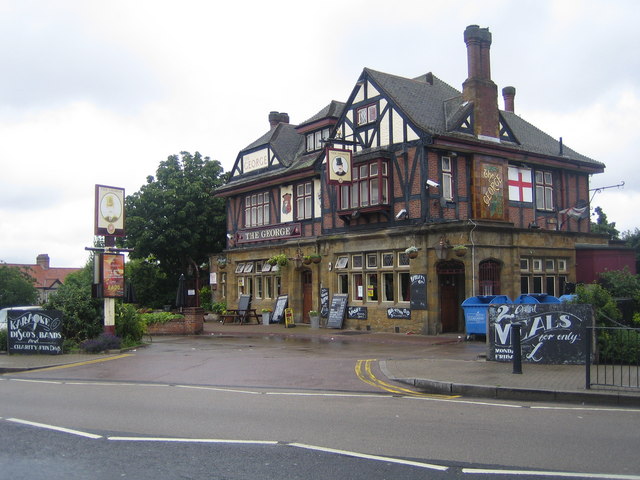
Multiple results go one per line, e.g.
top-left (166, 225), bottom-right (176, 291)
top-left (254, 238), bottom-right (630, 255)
top-left (1, 0), bottom-right (638, 267)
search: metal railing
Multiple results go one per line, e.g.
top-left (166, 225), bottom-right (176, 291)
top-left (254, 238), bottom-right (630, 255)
top-left (586, 326), bottom-right (640, 390)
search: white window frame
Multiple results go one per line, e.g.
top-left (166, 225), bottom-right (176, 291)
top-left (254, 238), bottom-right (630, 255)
top-left (442, 156), bottom-right (453, 201)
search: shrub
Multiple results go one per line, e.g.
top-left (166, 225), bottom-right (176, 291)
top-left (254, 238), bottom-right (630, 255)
top-left (574, 283), bottom-right (621, 324)
top-left (211, 301), bottom-right (226, 314)
top-left (80, 334), bottom-right (121, 353)
top-left (115, 302), bottom-right (145, 344)
top-left (0, 330), bottom-right (6, 352)
top-left (199, 286), bottom-right (213, 311)
top-left (598, 328), bottom-right (640, 365)
top-left (140, 312), bottom-right (184, 325)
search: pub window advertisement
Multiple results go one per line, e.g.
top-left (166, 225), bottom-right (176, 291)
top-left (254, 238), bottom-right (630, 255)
top-left (102, 253), bottom-right (125, 298)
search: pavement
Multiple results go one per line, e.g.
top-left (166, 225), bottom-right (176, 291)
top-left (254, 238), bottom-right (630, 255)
top-left (2, 321), bottom-right (639, 407)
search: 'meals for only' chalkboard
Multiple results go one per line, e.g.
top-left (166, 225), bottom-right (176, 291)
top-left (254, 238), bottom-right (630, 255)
top-left (488, 304), bottom-right (593, 364)
top-left (8, 310), bottom-right (63, 355)
top-left (327, 294), bottom-right (348, 329)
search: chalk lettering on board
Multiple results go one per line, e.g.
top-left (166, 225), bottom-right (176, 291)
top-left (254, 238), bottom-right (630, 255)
top-left (387, 308), bottom-right (411, 319)
top-left (347, 306), bottom-right (367, 319)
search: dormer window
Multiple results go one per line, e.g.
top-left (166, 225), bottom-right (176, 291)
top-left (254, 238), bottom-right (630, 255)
top-left (356, 104), bottom-right (377, 126)
top-left (306, 128), bottom-right (330, 152)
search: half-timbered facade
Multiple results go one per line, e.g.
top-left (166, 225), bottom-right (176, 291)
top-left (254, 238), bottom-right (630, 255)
top-left (214, 25), bottom-right (609, 334)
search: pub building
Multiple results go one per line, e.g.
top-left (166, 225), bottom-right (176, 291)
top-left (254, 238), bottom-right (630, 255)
top-left (212, 25), bottom-right (615, 334)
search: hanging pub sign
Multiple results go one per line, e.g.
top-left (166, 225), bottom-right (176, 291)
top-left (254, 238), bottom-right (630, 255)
top-left (102, 253), bottom-right (125, 298)
top-left (95, 184), bottom-right (125, 236)
top-left (8, 310), bottom-right (63, 355)
top-left (326, 148), bottom-right (352, 184)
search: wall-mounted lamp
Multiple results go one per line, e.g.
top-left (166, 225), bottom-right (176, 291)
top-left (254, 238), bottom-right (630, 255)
top-left (395, 208), bottom-right (407, 219)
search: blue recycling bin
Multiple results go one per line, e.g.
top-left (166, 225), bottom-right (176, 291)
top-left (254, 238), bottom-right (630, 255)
top-left (514, 293), bottom-right (560, 304)
top-left (461, 295), bottom-right (512, 336)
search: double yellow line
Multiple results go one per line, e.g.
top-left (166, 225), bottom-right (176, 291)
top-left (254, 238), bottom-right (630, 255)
top-left (355, 359), bottom-right (459, 399)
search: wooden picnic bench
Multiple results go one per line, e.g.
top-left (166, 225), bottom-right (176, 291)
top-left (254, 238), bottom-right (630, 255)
top-left (221, 294), bottom-right (260, 324)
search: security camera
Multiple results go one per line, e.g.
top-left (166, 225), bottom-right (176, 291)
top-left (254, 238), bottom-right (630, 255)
top-left (395, 209), bottom-right (407, 219)
top-left (426, 179), bottom-right (439, 188)
top-left (226, 234), bottom-right (233, 240)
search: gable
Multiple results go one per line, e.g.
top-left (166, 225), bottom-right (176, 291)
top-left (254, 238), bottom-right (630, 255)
top-left (332, 71), bottom-right (423, 153)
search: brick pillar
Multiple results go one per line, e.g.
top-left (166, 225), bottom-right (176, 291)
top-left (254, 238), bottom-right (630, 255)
top-left (183, 307), bottom-right (204, 334)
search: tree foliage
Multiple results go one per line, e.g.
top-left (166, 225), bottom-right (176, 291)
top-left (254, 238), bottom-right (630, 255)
top-left (125, 257), bottom-right (173, 309)
top-left (621, 228), bottom-right (640, 270)
top-left (124, 151), bottom-right (227, 285)
top-left (0, 264), bottom-right (39, 308)
top-left (45, 262), bottom-right (103, 343)
top-left (590, 206), bottom-right (619, 239)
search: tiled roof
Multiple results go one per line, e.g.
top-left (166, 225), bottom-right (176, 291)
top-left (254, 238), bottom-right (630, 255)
top-left (5, 263), bottom-right (81, 290)
top-left (364, 68), bottom-right (603, 168)
top-left (221, 66), bottom-right (603, 194)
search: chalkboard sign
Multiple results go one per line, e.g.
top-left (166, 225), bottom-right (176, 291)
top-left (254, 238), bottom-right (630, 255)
top-left (327, 294), bottom-right (348, 329)
top-left (271, 295), bottom-right (288, 324)
top-left (8, 310), bottom-right (63, 355)
top-left (410, 274), bottom-right (427, 310)
top-left (320, 288), bottom-right (329, 318)
top-left (488, 304), bottom-right (593, 364)
top-left (387, 308), bottom-right (411, 319)
top-left (347, 306), bottom-right (367, 319)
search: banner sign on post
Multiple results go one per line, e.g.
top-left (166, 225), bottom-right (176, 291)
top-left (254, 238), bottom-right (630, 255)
top-left (488, 304), bottom-right (593, 364)
top-left (95, 184), bottom-right (125, 236)
top-left (8, 310), bottom-right (63, 355)
top-left (102, 253), bottom-right (125, 298)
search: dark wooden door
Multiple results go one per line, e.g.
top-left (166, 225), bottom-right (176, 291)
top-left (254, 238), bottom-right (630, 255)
top-left (302, 270), bottom-right (312, 324)
top-left (437, 261), bottom-right (465, 333)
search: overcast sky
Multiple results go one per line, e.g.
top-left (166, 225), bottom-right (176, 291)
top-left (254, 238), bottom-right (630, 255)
top-left (1, 0), bottom-right (638, 268)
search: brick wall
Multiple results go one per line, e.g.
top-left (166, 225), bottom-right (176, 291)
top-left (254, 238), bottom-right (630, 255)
top-left (146, 307), bottom-right (204, 335)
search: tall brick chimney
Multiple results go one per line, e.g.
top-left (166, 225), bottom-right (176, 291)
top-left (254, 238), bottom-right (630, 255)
top-left (36, 253), bottom-right (50, 270)
top-left (502, 86), bottom-right (516, 113)
top-left (462, 25), bottom-right (499, 140)
top-left (268, 111), bottom-right (290, 129)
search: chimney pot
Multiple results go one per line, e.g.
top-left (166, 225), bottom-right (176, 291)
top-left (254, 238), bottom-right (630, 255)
top-left (462, 25), bottom-right (499, 139)
top-left (268, 111), bottom-right (290, 129)
top-left (502, 86), bottom-right (516, 113)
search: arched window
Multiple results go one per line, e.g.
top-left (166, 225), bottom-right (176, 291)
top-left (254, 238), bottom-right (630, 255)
top-left (479, 260), bottom-right (501, 295)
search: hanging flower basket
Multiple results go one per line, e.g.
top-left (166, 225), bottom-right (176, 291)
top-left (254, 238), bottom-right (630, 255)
top-left (453, 245), bottom-right (468, 257)
top-left (302, 256), bottom-right (312, 265)
top-left (310, 253), bottom-right (322, 264)
top-left (404, 246), bottom-right (419, 259)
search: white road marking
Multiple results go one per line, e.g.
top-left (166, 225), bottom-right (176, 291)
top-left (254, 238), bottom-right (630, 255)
top-left (108, 436), bottom-right (277, 445)
top-left (7, 418), bottom-right (102, 439)
top-left (463, 467), bottom-right (640, 479)
top-left (289, 442), bottom-right (449, 471)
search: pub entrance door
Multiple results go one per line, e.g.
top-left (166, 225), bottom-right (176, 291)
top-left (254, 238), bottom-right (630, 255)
top-left (302, 270), bottom-right (312, 324)
top-left (437, 260), bottom-right (465, 333)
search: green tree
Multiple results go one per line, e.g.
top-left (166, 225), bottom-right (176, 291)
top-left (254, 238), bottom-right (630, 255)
top-left (124, 152), bottom-right (227, 293)
top-left (45, 262), bottom-right (103, 343)
top-left (125, 257), bottom-right (173, 309)
top-left (590, 206), bottom-right (619, 239)
top-left (0, 264), bottom-right (39, 308)
top-left (621, 228), bottom-right (640, 270)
